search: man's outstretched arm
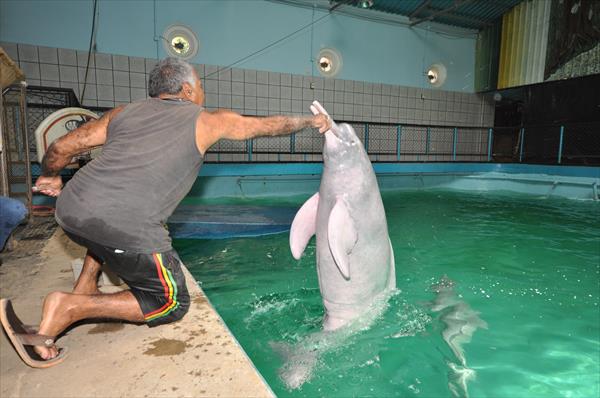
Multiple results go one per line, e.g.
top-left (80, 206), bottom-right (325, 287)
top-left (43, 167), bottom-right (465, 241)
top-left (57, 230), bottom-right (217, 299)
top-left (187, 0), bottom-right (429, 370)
top-left (35, 106), bottom-right (124, 196)
top-left (195, 110), bottom-right (330, 155)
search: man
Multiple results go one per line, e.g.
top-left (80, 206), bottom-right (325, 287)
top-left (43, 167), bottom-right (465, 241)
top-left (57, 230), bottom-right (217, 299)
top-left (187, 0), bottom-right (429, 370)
top-left (0, 57), bottom-right (330, 368)
top-left (0, 196), bottom-right (28, 253)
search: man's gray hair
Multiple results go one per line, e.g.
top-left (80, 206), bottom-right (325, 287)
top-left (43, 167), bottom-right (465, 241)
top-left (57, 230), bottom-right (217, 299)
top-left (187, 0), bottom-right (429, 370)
top-left (148, 57), bottom-right (196, 97)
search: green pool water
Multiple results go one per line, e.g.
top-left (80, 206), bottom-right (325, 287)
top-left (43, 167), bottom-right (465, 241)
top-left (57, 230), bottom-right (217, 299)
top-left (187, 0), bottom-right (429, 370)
top-left (174, 190), bottom-right (600, 398)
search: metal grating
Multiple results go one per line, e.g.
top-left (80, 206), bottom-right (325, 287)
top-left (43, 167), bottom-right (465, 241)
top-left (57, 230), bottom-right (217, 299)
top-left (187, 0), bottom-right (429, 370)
top-left (561, 122), bottom-right (600, 166)
top-left (17, 86), bottom-right (81, 161)
top-left (1, 83), bottom-right (32, 214)
top-left (330, 0), bottom-right (524, 30)
top-left (366, 123), bottom-right (396, 154)
top-left (456, 127), bottom-right (488, 161)
top-left (401, 125), bottom-right (428, 155)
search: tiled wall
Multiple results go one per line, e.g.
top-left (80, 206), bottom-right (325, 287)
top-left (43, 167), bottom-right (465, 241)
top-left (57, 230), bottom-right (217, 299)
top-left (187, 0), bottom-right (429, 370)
top-left (2, 42), bottom-right (495, 125)
top-left (2, 41), bottom-right (495, 162)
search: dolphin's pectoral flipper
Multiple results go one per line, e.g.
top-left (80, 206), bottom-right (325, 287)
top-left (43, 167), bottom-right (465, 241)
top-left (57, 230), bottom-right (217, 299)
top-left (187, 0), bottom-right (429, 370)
top-left (290, 192), bottom-right (320, 260)
top-left (328, 198), bottom-right (357, 280)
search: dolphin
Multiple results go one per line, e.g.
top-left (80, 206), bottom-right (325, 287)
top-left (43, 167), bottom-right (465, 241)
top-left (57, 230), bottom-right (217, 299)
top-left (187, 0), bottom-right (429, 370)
top-left (430, 276), bottom-right (488, 398)
top-left (289, 100), bottom-right (396, 331)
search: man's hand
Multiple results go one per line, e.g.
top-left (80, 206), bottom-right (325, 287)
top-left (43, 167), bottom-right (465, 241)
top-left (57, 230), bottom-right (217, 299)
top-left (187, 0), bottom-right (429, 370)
top-left (33, 176), bottom-right (63, 197)
top-left (312, 114), bottom-right (331, 134)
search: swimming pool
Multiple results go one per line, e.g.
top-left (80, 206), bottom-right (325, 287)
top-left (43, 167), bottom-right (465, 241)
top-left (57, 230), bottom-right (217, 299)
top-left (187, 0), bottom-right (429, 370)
top-left (175, 189), bottom-right (600, 398)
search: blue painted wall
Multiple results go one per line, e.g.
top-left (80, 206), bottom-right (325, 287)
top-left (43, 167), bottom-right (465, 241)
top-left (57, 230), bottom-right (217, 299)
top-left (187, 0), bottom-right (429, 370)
top-left (0, 0), bottom-right (476, 91)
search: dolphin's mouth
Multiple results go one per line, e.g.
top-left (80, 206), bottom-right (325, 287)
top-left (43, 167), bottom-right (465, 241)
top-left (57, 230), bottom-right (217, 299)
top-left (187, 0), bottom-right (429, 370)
top-left (325, 130), bottom-right (343, 143)
top-left (324, 130), bottom-right (345, 156)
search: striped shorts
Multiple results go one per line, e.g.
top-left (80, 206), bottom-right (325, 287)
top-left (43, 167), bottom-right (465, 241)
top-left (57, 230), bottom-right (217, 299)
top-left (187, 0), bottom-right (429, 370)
top-left (64, 231), bottom-right (190, 326)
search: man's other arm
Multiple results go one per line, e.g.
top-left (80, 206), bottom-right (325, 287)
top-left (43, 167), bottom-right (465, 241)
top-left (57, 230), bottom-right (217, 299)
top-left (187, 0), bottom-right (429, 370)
top-left (41, 106), bottom-right (124, 176)
top-left (35, 106), bottom-right (124, 196)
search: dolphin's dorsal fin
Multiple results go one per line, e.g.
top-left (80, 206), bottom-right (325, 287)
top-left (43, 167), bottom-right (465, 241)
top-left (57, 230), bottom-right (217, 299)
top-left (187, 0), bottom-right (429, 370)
top-left (290, 192), bottom-right (319, 259)
top-left (328, 198), bottom-right (357, 280)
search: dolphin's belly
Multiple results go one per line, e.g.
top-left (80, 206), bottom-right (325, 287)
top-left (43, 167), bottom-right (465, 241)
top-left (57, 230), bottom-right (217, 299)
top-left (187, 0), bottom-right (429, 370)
top-left (317, 233), bottom-right (392, 302)
top-left (315, 190), bottom-right (393, 307)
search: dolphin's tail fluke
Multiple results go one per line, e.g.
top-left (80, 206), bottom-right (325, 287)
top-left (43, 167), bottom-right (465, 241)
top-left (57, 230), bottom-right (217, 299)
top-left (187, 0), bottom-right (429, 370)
top-left (447, 361), bottom-right (476, 398)
top-left (270, 341), bottom-right (319, 390)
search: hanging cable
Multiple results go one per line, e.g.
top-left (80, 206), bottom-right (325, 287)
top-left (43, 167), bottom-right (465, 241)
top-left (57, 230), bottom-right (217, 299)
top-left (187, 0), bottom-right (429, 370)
top-left (153, 0), bottom-right (160, 59)
top-left (81, 0), bottom-right (98, 105)
top-left (310, 3), bottom-right (316, 77)
top-left (204, 11), bottom-right (331, 79)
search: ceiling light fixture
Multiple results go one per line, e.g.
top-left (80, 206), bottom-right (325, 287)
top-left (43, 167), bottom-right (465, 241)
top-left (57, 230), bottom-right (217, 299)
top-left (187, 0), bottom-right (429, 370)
top-left (426, 63), bottom-right (447, 88)
top-left (163, 24), bottom-right (199, 60)
top-left (317, 48), bottom-right (343, 78)
top-left (359, 0), bottom-right (374, 9)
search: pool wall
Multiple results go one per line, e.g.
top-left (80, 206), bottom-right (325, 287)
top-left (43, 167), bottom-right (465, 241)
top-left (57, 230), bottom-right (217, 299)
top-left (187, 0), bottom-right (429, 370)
top-left (189, 163), bottom-right (600, 200)
top-left (30, 163), bottom-right (599, 207)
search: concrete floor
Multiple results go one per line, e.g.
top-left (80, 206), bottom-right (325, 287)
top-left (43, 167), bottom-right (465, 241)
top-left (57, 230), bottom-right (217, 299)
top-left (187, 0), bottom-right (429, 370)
top-left (0, 218), bottom-right (274, 398)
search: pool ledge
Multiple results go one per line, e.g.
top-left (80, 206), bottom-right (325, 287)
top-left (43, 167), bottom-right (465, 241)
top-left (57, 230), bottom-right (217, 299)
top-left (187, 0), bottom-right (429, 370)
top-left (0, 229), bottom-right (274, 398)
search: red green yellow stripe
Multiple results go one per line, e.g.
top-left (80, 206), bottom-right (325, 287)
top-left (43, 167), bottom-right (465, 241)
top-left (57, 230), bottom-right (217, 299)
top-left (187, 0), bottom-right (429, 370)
top-left (144, 253), bottom-right (179, 321)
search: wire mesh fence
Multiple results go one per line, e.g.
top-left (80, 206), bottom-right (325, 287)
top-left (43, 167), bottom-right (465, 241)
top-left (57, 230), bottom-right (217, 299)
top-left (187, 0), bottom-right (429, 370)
top-left (25, 87), bottom-right (81, 160)
top-left (560, 122), bottom-right (600, 166)
top-left (1, 84), bottom-right (32, 213)
top-left (8, 86), bottom-right (599, 167)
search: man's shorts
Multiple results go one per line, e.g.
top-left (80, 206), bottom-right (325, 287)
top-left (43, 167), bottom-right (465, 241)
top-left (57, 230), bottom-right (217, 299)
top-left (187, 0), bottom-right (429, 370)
top-left (64, 231), bottom-right (190, 327)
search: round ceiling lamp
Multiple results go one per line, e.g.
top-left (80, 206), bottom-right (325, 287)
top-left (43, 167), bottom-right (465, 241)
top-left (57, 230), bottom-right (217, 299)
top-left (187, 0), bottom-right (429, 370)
top-left (317, 48), bottom-right (343, 78)
top-left (426, 63), bottom-right (447, 88)
top-left (163, 24), bottom-right (199, 60)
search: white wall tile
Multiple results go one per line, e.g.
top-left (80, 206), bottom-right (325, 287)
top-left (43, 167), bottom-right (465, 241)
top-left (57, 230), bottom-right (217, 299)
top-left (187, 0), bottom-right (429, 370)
top-left (18, 43), bottom-right (38, 62)
top-left (58, 48), bottom-right (77, 66)
top-left (40, 63), bottom-right (59, 81)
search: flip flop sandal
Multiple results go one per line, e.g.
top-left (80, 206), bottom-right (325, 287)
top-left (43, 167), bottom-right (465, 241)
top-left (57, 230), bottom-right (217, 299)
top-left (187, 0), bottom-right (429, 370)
top-left (0, 299), bottom-right (68, 368)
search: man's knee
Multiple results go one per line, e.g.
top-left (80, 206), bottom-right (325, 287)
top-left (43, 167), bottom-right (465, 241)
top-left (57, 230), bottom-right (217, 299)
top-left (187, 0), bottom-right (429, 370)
top-left (146, 288), bottom-right (190, 327)
top-left (170, 290), bottom-right (191, 322)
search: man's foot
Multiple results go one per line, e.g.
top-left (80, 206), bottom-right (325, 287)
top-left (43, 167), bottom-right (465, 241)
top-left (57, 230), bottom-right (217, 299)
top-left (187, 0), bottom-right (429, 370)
top-left (34, 292), bottom-right (70, 360)
top-left (0, 299), bottom-right (68, 368)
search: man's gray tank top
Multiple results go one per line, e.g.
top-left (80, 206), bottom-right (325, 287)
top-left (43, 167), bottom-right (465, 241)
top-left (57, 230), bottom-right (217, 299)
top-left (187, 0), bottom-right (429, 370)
top-left (55, 98), bottom-right (204, 253)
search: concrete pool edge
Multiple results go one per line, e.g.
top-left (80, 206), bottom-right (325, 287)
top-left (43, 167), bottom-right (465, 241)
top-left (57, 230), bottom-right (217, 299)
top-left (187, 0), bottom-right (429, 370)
top-left (189, 163), bottom-right (600, 200)
top-left (0, 228), bottom-right (275, 398)
top-left (182, 268), bottom-right (277, 398)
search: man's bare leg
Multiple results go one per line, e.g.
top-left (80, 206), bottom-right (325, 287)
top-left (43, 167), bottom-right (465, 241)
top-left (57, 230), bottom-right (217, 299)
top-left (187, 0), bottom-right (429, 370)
top-left (73, 251), bottom-right (102, 295)
top-left (34, 290), bottom-right (144, 359)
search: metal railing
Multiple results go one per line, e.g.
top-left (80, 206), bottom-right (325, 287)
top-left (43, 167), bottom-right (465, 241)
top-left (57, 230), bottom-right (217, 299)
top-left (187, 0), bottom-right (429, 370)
top-left (208, 121), bottom-right (493, 163)
top-left (15, 87), bottom-right (599, 167)
top-left (492, 122), bottom-right (600, 166)
top-left (207, 120), bottom-right (599, 166)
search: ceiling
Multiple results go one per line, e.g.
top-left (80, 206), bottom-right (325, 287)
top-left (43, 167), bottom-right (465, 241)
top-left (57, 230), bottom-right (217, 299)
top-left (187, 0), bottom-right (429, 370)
top-left (274, 0), bottom-right (524, 31)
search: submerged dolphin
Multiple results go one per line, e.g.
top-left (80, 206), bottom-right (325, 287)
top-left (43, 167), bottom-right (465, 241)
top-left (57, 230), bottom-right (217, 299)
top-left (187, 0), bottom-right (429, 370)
top-left (430, 276), bottom-right (488, 398)
top-left (290, 101), bottom-right (396, 331)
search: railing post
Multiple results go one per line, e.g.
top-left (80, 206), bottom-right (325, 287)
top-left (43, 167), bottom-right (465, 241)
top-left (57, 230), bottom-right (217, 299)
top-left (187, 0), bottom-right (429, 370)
top-left (558, 125), bottom-right (564, 164)
top-left (364, 123), bottom-right (369, 153)
top-left (396, 125), bottom-right (402, 161)
top-left (452, 127), bottom-right (457, 161)
top-left (519, 127), bottom-right (525, 163)
top-left (487, 128), bottom-right (493, 162)
top-left (425, 127), bottom-right (430, 155)
top-left (290, 133), bottom-right (296, 154)
top-left (248, 139), bottom-right (253, 162)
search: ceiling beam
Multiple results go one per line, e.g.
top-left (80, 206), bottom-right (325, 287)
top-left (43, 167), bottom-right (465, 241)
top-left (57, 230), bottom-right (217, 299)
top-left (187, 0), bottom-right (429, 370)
top-left (410, 0), bottom-right (476, 27)
top-left (329, 0), bottom-right (354, 12)
top-left (408, 0), bottom-right (433, 19)
top-left (427, 6), bottom-right (490, 28)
